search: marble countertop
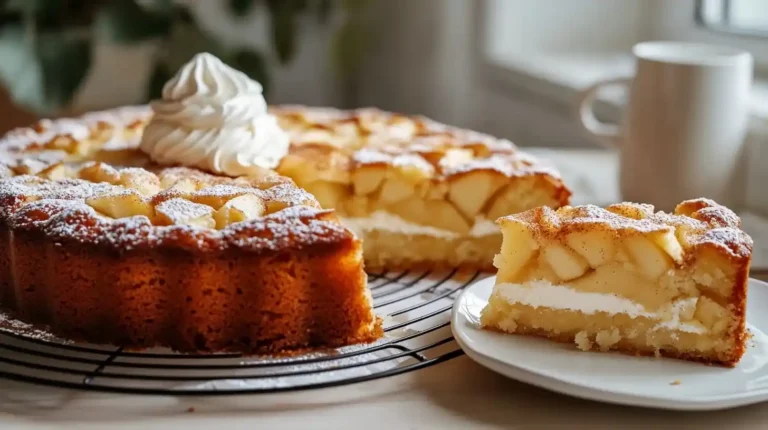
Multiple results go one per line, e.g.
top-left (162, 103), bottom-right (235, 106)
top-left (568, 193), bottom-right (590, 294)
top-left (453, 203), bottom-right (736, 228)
top-left (3, 148), bottom-right (768, 429)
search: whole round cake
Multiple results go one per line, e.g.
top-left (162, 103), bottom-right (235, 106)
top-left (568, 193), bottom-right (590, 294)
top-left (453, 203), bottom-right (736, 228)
top-left (0, 53), bottom-right (570, 353)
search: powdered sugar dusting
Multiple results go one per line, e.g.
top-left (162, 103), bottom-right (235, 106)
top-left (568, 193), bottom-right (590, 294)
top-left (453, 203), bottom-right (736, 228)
top-left (156, 198), bottom-right (214, 224)
top-left (281, 105), bottom-right (568, 187)
top-left (0, 168), bottom-right (345, 253)
top-left (0, 310), bottom-right (74, 344)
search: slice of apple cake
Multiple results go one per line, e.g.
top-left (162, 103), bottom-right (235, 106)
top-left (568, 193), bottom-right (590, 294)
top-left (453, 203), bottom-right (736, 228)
top-left (481, 199), bottom-right (753, 366)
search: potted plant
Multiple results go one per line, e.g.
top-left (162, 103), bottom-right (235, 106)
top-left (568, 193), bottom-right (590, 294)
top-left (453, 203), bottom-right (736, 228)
top-left (0, 0), bottom-right (369, 116)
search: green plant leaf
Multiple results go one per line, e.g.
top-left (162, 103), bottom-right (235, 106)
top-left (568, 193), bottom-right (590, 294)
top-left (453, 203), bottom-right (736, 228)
top-left (231, 49), bottom-right (270, 96)
top-left (268, 0), bottom-right (298, 64)
top-left (331, 18), bottom-right (368, 78)
top-left (0, 26), bottom-right (92, 114)
top-left (4, 0), bottom-right (66, 28)
top-left (340, 0), bottom-right (370, 12)
top-left (141, 0), bottom-right (175, 13)
top-left (228, 0), bottom-right (257, 17)
top-left (316, 0), bottom-right (333, 22)
top-left (94, 0), bottom-right (171, 44)
top-left (4, 0), bottom-right (51, 14)
top-left (294, 0), bottom-right (309, 12)
top-left (161, 22), bottom-right (229, 73)
top-left (147, 61), bottom-right (173, 100)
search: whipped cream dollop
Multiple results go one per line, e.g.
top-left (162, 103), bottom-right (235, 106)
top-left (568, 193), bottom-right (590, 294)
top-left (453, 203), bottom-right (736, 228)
top-left (139, 52), bottom-right (290, 176)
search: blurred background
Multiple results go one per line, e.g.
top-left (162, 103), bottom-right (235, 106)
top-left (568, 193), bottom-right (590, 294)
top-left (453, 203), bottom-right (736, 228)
top-left (0, 0), bottom-right (766, 149)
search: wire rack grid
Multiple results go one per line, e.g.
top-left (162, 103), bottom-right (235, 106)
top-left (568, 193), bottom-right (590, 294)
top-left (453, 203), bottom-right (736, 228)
top-left (0, 269), bottom-right (487, 395)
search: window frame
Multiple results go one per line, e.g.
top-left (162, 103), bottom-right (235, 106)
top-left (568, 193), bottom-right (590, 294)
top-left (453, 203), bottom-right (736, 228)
top-left (694, 0), bottom-right (768, 39)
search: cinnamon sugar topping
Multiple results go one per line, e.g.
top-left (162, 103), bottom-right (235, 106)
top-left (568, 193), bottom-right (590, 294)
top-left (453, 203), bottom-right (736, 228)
top-left (499, 200), bottom-right (753, 260)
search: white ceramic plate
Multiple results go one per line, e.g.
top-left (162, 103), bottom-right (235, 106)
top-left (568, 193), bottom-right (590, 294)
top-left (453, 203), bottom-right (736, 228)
top-left (452, 276), bottom-right (768, 411)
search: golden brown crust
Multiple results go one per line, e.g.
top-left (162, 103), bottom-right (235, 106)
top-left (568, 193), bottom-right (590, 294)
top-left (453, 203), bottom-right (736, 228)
top-left (483, 325), bottom-right (744, 367)
top-left (2, 223), bottom-right (380, 353)
top-left (0, 175), bottom-right (350, 254)
top-left (498, 199), bottom-right (754, 262)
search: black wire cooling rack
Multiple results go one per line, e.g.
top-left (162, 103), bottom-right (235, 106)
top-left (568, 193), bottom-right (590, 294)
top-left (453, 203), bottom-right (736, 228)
top-left (0, 269), bottom-right (487, 395)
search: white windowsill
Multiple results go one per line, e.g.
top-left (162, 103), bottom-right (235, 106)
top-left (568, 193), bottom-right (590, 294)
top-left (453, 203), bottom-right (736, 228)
top-left (484, 52), bottom-right (768, 124)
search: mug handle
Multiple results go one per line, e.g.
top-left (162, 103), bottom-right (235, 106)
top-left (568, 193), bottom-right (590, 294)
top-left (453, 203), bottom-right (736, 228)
top-left (577, 78), bottom-right (631, 149)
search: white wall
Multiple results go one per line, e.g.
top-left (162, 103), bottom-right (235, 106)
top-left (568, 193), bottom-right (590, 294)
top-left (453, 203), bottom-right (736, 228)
top-left (355, 0), bottom-right (633, 147)
top-left (648, 0), bottom-right (768, 69)
top-left (484, 0), bottom-right (647, 57)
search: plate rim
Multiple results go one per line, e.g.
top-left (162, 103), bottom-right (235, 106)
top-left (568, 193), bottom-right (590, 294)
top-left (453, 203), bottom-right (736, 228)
top-left (451, 276), bottom-right (768, 411)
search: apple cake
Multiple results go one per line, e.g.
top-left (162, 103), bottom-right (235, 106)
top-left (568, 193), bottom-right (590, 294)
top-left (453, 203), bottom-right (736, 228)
top-left (481, 199), bottom-right (753, 366)
top-left (0, 52), bottom-right (569, 352)
top-left (0, 161), bottom-right (382, 352)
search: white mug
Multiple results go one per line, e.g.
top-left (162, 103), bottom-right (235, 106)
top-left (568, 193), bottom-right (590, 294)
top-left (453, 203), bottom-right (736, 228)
top-left (578, 41), bottom-right (753, 211)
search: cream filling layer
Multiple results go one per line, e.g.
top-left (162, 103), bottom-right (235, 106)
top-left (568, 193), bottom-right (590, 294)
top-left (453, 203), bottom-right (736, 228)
top-left (493, 280), bottom-right (708, 334)
top-left (340, 210), bottom-right (499, 239)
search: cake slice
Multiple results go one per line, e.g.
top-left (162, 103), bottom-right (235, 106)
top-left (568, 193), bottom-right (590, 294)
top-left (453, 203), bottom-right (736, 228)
top-left (480, 199), bottom-right (753, 366)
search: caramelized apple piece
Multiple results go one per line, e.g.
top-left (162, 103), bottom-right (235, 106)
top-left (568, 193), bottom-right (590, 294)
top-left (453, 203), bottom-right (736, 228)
top-left (623, 236), bottom-right (673, 280)
top-left (352, 165), bottom-right (386, 196)
top-left (155, 198), bottom-right (215, 228)
top-left (448, 170), bottom-right (506, 220)
top-left (648, 230), bottom-right (684, 264)
top-left (37, 163), bottom-right (74, 180)
top-left (426, 200), bottom-right (471, 234)
top-left (606, 202), bottom-right (654, 220)
top-left (191, 185), bottom-right (252, 209)
top-left (118, 168), bottom-right (161, 196)
top-left (86, 189), bottom-right (153, 219)
top-left (425, 180), bottom-right (449, 200)
top-left (214, 194), bottom-right (265, 228)
top-left (166, 177), bottom-right (203, 193)
top-left (392, 154), bottom-right (434, 184)
top-left (342, 195), bottom-right (371, 217)
top-left (495, 221), bottom-right (538, 282)
top-left (388, 196), bottom-right (428, 227)
top-left (378, 176), bottom-right (416, 205)
top-left (565, 231), bottom-right (617, 268)
top-left (540, 243), bottom-right (590, 281)
top-left (302, 181), bottom-right (349, 208)
top-left (485, 180), bottom-right (535, 221)
top-left (78, 162), bottom-right (120, 184)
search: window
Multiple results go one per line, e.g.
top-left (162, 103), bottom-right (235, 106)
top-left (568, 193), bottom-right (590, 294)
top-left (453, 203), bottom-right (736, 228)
top-left (473, 0), bottom-right (768, 146)
top-left (697, 0), bottom-right (768, 37)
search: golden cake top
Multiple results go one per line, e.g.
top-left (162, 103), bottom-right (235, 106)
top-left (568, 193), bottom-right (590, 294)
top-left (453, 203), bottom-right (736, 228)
top-left (273, 105), bottom-right (568, 185)
top-left (0, 105), bottom-right (356, 252)
top-left (0, 102), bottom-right (571, 252)
top-left (498, 198), bottom-right (753, 261)
top-left (0, 166), bottom-right (352, 252)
